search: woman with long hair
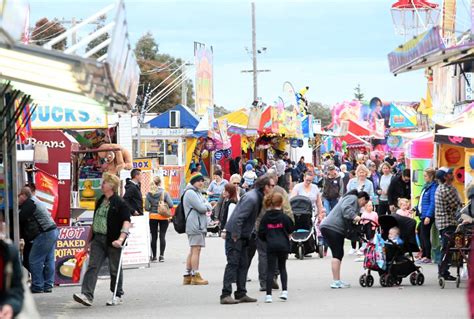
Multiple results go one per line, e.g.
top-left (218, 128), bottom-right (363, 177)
top-left (377, 162), bottom-right (393, 216)
top-left (146, 176), bottom-right (174, 262)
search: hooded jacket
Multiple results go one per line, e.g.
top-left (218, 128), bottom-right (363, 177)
top-left (183, 184), bottom-right (212, 235)
top-left (145, 188), bottom-right (174, 220)
top-left (320, 194), bottom-right (361, 235)
top-left (123, 179), bottom-right (143, 215)
top-left (258, 209), bottom-right (294, 253)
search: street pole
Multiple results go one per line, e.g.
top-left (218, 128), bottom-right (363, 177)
top-left (252, 2), bottom-right (257, 101)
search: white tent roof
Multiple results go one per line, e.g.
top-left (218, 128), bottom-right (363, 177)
top-left (436, 123), bottom-right (474, 138)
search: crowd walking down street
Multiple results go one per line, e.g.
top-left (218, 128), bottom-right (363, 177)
top-left (4, 1), bottom-right (474, 318)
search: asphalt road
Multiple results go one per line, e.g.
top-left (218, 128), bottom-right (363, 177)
top-left (34, 229), bottom-right (469, 319)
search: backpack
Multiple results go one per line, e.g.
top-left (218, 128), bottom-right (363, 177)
top-left (172, 190), bottom-right (192, 234)
top-left (363, 234), bottom-right (386, 271)
top-left (323, 177), bottom-right (341, 200)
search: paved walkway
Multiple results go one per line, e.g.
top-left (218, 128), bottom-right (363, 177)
top-left (34, 230), bottom-right (469, 318)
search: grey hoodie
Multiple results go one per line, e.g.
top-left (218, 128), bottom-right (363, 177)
top-left (183, 183), bottom-right (212, 235)
top-left (145, 188), bottom-right (174, 213)
top-left (320, 194), bottom-right (360, 235)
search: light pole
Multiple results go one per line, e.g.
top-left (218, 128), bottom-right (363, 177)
top-left (241, 2), bottom-right (270, 102)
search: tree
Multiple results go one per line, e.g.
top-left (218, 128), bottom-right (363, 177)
top-left (85, 16), bottom-right (109, 59)
top-left (31, 18), bottom-right (67, 50)
top-left (213, 105), bottom-right (230, 118)
top-left (354, 84), bottom-right (364, 101)
top-left (308, 102), bottom-right (332, 127)
top-left (134, 32), bottom-right (158, 60)
top-left (135, 32), bottom-right (194, 113)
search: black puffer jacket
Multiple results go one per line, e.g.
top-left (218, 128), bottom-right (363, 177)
top-left (123, 180), bottom-right (143, 215)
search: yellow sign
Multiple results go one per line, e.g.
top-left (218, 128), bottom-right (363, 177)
top-left (133, 159), bottom-right (153, 171)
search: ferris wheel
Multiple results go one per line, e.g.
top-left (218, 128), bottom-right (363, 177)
top-left (390, 0), bottom-right (440, 39)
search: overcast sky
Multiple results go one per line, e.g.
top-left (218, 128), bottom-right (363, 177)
top-left (29, 0), bottom-right (454, 110)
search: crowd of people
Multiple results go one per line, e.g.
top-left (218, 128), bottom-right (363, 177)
top-left (4, 150), bottom-right (474, 316)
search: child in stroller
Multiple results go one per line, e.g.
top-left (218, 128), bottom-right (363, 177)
top-left (359, 214), bottom-right (425, 287)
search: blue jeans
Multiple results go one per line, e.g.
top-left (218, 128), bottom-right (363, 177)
top-left (323, 198), bottom-right (339, 215)
top-left (29, 228), bottom-right (59, 292)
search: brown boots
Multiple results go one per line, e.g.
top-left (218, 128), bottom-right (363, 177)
top-left (191, 272), bottom-right (208, 285)
top-left (183, 272), bottom-right (208, 285)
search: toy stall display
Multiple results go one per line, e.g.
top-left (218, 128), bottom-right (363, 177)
top-left (437, 144), bottom-right (466, 200)
top-left (407, 134), bottom-right (434, 207)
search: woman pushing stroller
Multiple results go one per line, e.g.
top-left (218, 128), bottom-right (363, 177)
top-left (320, 190), bottom-right (370, 288)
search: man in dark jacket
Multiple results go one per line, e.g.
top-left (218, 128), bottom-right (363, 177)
top-left (220, 176), bottom-right (274, 305)
top-left (74, 173), bottom-right (131, 307)
top-left (123, 168), bottom-right (143, 216)
top-left (387, 169), bottom-right (411, 212)
top-left (18, 187), bottom-right (58, 293)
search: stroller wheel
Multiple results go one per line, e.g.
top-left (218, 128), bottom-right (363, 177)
top-left (385, 275), bottom-right (394, 287)
top-left (379, 275), bottom-right (387, 287)
top-left (298, 246), bottom-right (304, 260)
top-left (416, 273), bottom-right (425, 286)
top-left (456, 276), bottom-right (461, 288)
top-left (409, 273), bottom-right (417, 286)
top-left (395, 278), bottom-right (402, 286)
top-left (366, 274), bottom-right (374, 287)
top-left (439, 277), bottom-right (446, 289)
top-left (318, 245), bottom-right (324, 259)
top-left (359, 274), bottom-right (367, 287)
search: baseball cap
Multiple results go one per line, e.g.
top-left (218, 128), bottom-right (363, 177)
top-left (435, 167), bottom-right (454, 179)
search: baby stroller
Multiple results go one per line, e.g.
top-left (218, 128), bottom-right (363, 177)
top-left (289, 196), bottom-right (324, 260)
top-left (438, 224), bottom-right (472, 289)
top-left (359, 214), bottom-right (424, 287)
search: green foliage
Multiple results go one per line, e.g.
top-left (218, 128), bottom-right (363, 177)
top-left (308, 102), bottom-right (332, 127)
top-left (31, 18), bottom-right (67, 50)
top-left (354, 84), bottom-right (364, 101)
top-left (86, 18), bottom-right (109, 59)
top-left (135, 32), bottom-right (194, 113)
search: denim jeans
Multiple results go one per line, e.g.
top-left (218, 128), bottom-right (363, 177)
top-left (29, 228), bottom-right (59, 292)
top-left (323, 198), bottom-right (339, 215)
top-left (82, 234), bottom-right (123, 301)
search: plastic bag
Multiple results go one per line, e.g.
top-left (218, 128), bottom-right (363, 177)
top-left (72, 249), bottom-right (89, 283)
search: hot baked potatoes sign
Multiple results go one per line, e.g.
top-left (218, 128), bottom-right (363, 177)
top-left (54, 226), bottom-right (91, 285)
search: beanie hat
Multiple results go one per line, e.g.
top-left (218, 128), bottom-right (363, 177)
top-left (245, 164), bottom-right (253, 171)
top-left (190, 173), bottom-right (204, 185)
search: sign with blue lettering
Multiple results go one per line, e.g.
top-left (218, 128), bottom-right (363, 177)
top-left (31, 104), bottom-right (108, 129)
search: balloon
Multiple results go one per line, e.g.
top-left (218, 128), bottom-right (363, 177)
top-left (201, 149), bottom-right (209, 159)
top-left (445, 148), bottom-right (461, 165)
top-left (469, 155), bottom-right (474, 170)
top-left (215, 151), bottom-right (223, 161)
top-left (342, 141), bottom-right (348, 153)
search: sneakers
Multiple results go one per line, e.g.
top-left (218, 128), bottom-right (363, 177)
top-left (238, 295), bottom-right (257, 303)
top-left (159, 256), bottom-right (164, 263)
top-left (73, 293), bottom-right (93, 306)
top-left (106, 297), bottom-right (123, 306)
top-left (264, 295), bottom-right (272, 303)
top-left (279, 291), bottom-right (288, 301)
top-left (183, 275), bottom-right (192, 285)
top-left (220, 296), bottom-right (239, 305)
top-left (354, 257), bottom-right (364, 262)
top-left (442, 274), bottom-right (457, 281)
top-left (348, 248), bottom-right (356, 255)
top-left (191, 272), bottom-right (209, 285)
top-left (330, 280), bottom-right (351, 289)
top-left (151, 257), bottom-right (158, 263)
top-left (356, 249), bottom-right (364, 256)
